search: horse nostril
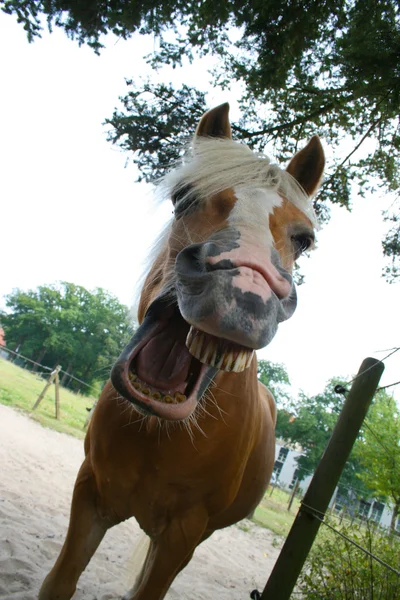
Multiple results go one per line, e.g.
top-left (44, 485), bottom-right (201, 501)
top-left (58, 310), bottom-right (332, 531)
top-left (176, 243), bottom-right (205, 274)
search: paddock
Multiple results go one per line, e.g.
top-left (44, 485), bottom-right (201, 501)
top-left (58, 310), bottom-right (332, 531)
top-left (0, 404), bottom-right (281, 599)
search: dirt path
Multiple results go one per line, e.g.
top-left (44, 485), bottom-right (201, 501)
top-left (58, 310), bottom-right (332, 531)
top-left (0, 404), bottom-right (281, 599)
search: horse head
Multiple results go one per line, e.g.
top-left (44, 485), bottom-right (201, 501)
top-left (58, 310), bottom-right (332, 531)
top-left (111, 103), bottom-right (324, 421)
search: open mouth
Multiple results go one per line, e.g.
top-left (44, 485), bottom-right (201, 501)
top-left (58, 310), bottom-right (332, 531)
top-left (111, 295), bottom-right (254, 421)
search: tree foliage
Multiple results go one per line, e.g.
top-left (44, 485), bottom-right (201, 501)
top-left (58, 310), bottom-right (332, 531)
top-left (258, 358), bottom-right (400, 519)
top-left (298, 520), bottom-right (400, 599)
top-left (280, 380), bottom-right (345, 479)
top-left (257, 359), bottom-right (291, 402)
top-left (257, 359), bottom-right (295, 440)
top-left (276, 378), bottom-right (368, 495)
top-left (4, 0), bottom-right (400, 277)
top-left (106, 82), bottom-right (207, 182)
top-left (0, 282), bottom-right (131, 390)
top-left (257, 363), bottom-right (362, 493)
top-left (355, 391), bottom-right (400, 531)
top-left (1, 0), bottom-right (179, 50)
top-left (108, 0), bottom-right (400, 279)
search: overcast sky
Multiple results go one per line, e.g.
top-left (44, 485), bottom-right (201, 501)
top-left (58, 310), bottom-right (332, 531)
top-left (1, 13), bottom-right (399, 400)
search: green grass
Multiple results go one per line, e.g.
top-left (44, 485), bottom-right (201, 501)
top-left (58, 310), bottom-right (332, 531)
top-left (0, 358), bottom-right (97, 438)
top-left (252, 486), bottom-right (300, 537)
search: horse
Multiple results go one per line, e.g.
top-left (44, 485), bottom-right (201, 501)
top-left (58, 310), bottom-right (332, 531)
top-left (39, 102), bottom-right (324, 600)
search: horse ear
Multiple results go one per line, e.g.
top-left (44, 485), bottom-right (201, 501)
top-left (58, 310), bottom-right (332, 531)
top-left (195, 103), bottom-right (232, 139)
top-left (286, 136), bottom-right (325, 196)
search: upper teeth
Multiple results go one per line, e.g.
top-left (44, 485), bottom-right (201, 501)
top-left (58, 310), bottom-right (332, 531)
top-left (186, 327), bottom-right (254, 372)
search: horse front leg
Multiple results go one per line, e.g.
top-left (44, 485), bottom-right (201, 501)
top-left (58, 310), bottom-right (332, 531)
top-left (39, 459), bottom-right (112, 600)
top-left (123, 508), bottom-right (209, 600)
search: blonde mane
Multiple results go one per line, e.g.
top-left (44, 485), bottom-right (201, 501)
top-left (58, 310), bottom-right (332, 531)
top-left (160, 137), bottom-right (319, 227)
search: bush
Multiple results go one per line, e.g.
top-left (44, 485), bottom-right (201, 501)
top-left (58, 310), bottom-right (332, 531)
top-left (297, 518), bottom-right (400, 599)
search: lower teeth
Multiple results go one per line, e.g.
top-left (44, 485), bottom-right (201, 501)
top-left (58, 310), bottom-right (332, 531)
top-left (128, 370), bottom-right (187, 404)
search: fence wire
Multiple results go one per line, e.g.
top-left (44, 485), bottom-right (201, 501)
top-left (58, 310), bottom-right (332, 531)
top-left (1, 346), bottom-right (92, 390)
top-left (267, 351), bottom-right (400, 598)
top-left (334, 349), bottom-right (400, 506)
top-left (340, 347), bottom-right (400, 390)
top-left (300, 501), bottom-right (400, 578)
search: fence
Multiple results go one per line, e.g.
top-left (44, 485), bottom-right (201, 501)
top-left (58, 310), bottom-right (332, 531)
top-left (251, 352), bottom-right (400, 599)
top-left (2, 344), bottom-right (399, 596)
top-left (1, 345), bottom-right (93, 393)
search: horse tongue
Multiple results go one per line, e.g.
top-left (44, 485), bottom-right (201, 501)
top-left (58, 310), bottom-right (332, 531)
top-left (136, 328), bottom-right (192, 392)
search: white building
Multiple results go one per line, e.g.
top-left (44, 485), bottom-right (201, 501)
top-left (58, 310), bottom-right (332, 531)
top-left (272, 440), bottom-right (398, 532)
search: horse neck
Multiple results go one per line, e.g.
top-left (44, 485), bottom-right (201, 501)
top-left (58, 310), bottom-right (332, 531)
top-left (204, 360), bottom-right (262, 419)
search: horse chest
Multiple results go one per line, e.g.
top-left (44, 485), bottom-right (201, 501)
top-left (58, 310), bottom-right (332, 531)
top-left (91, 408), bottom-right (257, 529)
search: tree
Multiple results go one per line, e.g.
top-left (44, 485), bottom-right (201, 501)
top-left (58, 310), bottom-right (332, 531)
top-left (268, 377), bottom-right (400, 525)
top-left (354, 391), bottom-right (400, 533)
top-left (257, 359), bottom-right (291, 403)
top-left (0, 282), bottom-right (132, 389)
top-left (257, 359), bottom-right (295, 440)
top-left (105, 1), bottom-right (400, 279)
top-left (280, 380), bottom-right (343, 480)
top-left (277, 378), bottom-right (367, 495)
top-left (4, 1), bottom-right (400, 276)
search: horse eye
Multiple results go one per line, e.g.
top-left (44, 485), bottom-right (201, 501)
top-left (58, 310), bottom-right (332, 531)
top-left (291, 233), bottom-right (314, 259)
top-left (171, 183), bottom-right (199, 218)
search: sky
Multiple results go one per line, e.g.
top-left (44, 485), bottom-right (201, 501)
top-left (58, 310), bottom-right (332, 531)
top-left (1, 12), bottom-right (399, 400)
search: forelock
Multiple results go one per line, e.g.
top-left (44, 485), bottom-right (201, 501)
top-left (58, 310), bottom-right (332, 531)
top-left (159, 138), bottom-right (318, 227)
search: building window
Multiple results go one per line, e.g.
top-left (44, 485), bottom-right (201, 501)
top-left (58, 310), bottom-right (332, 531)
top-left (396, 517), bottom-right (400, 533)
top-left (273, 460), bottom-right (283, 477)
top-left (370, 501), bottom-right (384, 524)
top-left (358, 500), bottom-right (371, 520)
top-left (277, 447), bottom-right (289, 463)
top-left (289, 469), bottom-right (299, 490)
top-left (334, 493), bottom-right (347, 513)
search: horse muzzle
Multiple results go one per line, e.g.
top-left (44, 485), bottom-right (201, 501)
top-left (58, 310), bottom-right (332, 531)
top-left (110, 232), bottom-right (297, 421)
top-left (175, 235), bottom-right (297, 350)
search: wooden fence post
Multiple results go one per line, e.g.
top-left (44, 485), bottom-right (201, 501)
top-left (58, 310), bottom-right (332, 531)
top-left (287, 480), bottom-right (299, 512)
top-left (259, 357), bottom-right (384, 600)
top-left (54, 369), bottom-right (60, 419)
top-left (32, 365), bottom-right (61, 413)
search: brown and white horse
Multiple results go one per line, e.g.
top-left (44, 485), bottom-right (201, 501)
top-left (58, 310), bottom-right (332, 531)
top-left (39, 103), bottom-right (324, 600)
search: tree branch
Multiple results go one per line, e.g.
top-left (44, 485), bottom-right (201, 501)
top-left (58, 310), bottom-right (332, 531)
top-left (231, 100), bottom-right (345, 139)
top-left (322, 116), bottom-right (382, 189)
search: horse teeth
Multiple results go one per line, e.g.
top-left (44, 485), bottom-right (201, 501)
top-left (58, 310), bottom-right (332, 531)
top-left (128, 371), bottom-right (136, 382)
top-left (186, 327), bottom-right (204, 359)
top-left (142, 388), bottom-right (150, 396)
top-left (185, 327), bottom-right (196, 350)
top-left (221, 352), bottom-right (234, 371)
top-left (232, 351), bottom-right (247, 372)
top-left (133, 381), bottom-right (141, 390)
top-left (152, 392), bottom-right (161, 400)
top-left (174, 393), bottom-right (186, 403)
top-left (210, 345), bottom-right (219, 367)
top-left (223, 352), bottom-right (238, 372)
top-left (164, 395), bottom-right (174, 404)
top-left (213, 352), bottom-right (225, 370)
top-left (224, 350), bottom-right (253, 373)
top-left (186, 326), bottom-right (253, 372)
top-left (245, 351), bottom-right (255, 368)
top-left (201, 341), bottom-right (216, 364)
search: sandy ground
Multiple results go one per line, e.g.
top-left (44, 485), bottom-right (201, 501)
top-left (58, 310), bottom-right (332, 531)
top-left (0, 404), bottom-right (282, 599)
